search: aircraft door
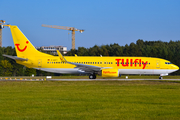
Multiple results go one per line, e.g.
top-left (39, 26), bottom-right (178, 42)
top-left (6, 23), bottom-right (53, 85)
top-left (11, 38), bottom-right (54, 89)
top-left (38, 59), bottom-right (42, 67)
top-left (156, 60), bottom-right (160, 68)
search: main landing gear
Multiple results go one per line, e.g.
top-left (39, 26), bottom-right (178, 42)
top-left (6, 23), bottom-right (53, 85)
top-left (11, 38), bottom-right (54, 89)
top-left (159, 76), bottom-right (163, 79)
top-left (89, 73), bottom-right (96, 79)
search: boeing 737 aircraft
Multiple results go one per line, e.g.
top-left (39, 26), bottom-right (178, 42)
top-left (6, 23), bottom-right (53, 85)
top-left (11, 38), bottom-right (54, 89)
top-left (3, 25), bottom-right (179, 79)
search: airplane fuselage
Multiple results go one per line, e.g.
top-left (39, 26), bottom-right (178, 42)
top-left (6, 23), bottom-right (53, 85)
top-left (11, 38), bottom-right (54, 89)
top-left (16, 56), bottom-right (178, 75)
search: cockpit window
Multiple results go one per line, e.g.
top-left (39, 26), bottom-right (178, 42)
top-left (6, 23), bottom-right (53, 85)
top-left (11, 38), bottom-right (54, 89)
top-left (165, 62), bottom-right (172, 65)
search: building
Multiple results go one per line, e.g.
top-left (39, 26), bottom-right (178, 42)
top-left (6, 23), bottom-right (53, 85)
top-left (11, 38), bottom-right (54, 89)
top-left (36, 45), bottom-right (67, 55)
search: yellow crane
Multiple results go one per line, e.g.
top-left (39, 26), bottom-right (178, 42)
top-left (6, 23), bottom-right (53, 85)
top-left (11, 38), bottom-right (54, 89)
top-left (0, 20), bottom-right (6, 47)
top-left (42, 24), bottom-right (84, 50)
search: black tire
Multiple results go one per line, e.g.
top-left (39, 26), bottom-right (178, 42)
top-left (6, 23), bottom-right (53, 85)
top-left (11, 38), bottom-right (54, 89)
top-left (89, 74), bottom-right (94, 79)
top-left (93, 74), bottom-right (96, 79)
top-left (159, 76), bottom-right (163, 79)
top-left (89, 74), bottom-right (96, 79)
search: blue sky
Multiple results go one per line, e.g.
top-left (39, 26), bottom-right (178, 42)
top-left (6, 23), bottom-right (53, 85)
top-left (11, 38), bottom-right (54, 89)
top-left (1, 0), bottom-right (180, 50)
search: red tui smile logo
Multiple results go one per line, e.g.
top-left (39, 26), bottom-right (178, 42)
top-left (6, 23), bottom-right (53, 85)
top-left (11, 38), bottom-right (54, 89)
top-left (15, 41), bottom-right (29, 52)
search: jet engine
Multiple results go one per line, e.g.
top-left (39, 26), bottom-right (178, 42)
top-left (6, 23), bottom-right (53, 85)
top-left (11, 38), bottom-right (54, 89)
top-left (101, 69), bottom-right (119, 77)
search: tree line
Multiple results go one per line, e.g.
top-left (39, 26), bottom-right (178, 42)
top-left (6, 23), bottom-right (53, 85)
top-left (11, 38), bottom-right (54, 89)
top-left (0, 39), bottom-right (180, 76)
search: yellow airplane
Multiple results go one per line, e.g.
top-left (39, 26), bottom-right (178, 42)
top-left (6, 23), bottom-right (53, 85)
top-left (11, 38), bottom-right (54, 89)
top-left (3, 25), bottom-right (179, 79)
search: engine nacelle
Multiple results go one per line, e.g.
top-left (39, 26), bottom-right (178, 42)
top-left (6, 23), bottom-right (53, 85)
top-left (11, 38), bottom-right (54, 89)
top-left (102, 69), bottom-right (119, 77)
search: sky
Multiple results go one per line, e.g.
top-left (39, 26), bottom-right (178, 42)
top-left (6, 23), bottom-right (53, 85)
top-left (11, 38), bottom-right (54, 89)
top-left (1, 0), bottom-right (180, 50)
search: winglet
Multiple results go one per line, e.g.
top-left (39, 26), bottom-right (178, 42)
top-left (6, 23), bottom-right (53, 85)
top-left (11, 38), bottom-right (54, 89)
top-left (56, 50), bottom-right (67, 62)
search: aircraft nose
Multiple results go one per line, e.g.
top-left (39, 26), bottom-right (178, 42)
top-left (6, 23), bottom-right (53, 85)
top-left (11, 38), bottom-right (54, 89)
top-left (172, 64), bottom-right (179, 71)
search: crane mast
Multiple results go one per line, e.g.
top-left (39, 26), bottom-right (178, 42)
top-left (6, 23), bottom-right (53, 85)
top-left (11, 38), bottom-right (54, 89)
top-left (0, 20), bottom-right (6, 47)
top-left (42, 24), bottom-right (84, 50)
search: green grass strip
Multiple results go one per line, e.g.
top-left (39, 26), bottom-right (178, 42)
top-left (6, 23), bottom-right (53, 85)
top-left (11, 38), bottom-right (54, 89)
top-left (0, 80), bottom-right (180, 119)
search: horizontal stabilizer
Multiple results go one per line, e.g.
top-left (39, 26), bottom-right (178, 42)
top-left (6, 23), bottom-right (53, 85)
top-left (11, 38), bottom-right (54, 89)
top-left (3, 54), bottom-right (28, 61)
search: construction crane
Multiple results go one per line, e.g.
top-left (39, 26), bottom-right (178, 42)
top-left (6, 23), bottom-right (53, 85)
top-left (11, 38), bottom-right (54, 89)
top-left (0, 20), bottom-right (6, 47)
top-left (42, 24), bottom-right (84, 50)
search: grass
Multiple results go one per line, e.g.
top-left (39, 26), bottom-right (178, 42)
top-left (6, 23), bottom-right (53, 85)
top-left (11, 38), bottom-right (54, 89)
top-left (0, 80), bottom-right (180, 119)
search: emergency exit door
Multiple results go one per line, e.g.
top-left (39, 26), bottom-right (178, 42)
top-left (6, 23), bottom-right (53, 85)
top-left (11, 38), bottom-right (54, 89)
top-left (38, 59), bottom-right (42, 67)
top-left (156, 60), bottom-right (160, 68)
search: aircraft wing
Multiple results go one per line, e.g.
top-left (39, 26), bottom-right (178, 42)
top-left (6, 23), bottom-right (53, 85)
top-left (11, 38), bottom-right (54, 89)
top-left (68, 62), bottom-right (101, 72)
top-left (3, 54), bottom-right (28, 61)
top-left (56, 50), bottom-right (101, 72)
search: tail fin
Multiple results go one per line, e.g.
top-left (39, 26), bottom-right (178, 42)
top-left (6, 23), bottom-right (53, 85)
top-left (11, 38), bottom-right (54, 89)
top-left (9, 25), bottom-right (49, 58)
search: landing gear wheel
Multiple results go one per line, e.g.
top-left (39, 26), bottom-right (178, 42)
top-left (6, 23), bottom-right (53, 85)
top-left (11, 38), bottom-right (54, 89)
top-left (89, 74), bottom-right (96, 79)
top-left (93, 74), bottom-right (96, 79)
top-left (159, 76), bottom-right (163, 79)
top-left (89, 74), bottom-right (94, 79)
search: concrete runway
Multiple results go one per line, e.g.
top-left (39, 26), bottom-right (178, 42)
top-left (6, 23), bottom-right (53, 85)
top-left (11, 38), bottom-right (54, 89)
top-left (0, 78), bottom-right (44, 81)
top-left (1, 78), bottom-right (180, 81)
top-left (48, 79), bottom-right (180, 81)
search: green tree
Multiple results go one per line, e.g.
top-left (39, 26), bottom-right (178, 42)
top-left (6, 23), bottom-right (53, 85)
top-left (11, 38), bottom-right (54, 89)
top-left (24, 67), bottom-right (37, 76)
top-left (0, 60), bottom-right (13, 76)
top-left (77, 47), bottom-right (89, 56)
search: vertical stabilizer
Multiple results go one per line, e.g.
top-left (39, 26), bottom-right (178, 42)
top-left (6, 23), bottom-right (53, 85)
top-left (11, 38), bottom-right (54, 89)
top-left (9, 25), bottom-right (48, 58)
